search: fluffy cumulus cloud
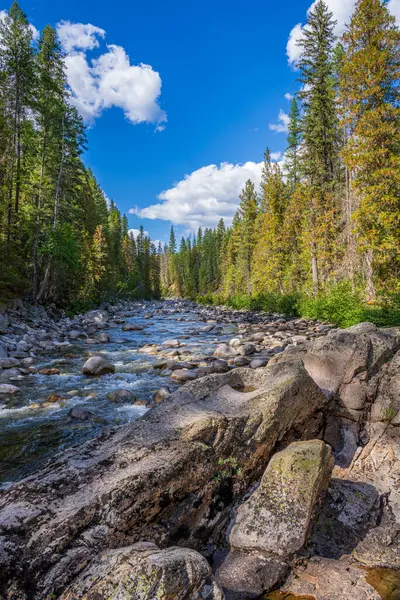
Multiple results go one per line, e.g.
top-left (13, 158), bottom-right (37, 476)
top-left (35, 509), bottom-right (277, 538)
top-left (56, 21), bottom-right (166, 126)
top-left (287, 0), bottom-right (400, 65)
top-left (269, 109), bottom-right (290, 133)
top-left (130, 161), bottom-right (271, 229)
top-left (57, 21), bottom-right (105, 52)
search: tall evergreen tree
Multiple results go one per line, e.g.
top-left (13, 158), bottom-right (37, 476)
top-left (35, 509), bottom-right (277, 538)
top-left (340, 0), bottom-right (400, 299)
top-left (236, 180), bottom-right (258, 292)
top-left (252, 164), bottom-right (288, 293)
top-left (297, 0), bottom-right (341, 293)
top-left (0, 1), bottom-right (35, 242)
top-left (285, 97), bottom-right (302, 190)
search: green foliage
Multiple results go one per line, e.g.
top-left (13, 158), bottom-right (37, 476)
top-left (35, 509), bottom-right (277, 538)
top-left (197, 283), bottom-right (400, 329)
top-left (213, 457), bottom-right (243, 483)
top-left (0, 4), bottom-right (161, 307)
top-left (1, 0), bottom-right (400, 327)
top-left (299, 281), bottom-right (400, 328)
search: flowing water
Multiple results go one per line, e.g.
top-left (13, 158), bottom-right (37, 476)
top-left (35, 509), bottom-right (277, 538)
top-left (0, 303), bottom-right (236, 485)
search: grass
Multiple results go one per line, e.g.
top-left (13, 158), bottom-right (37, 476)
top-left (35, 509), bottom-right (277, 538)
top-left (197, 281), bottom-right (400, 329)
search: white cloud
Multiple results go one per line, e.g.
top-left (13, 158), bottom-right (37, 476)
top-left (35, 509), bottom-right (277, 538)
top-left (271, 151), bottom-right (282, 161)
top-left (388, 0), bottom-right (400, 21)
top-left (287, 0), bottom-right (400, 65)
top-left (57, 21), bottom-right (166, 126)
top-left (30, 23), bottom-right (39, 41)
top-left (285, 92), bottom-right (294, 101)
top-left (287, 23), bottom-right (304, 66)
top-left (269, 109), bottom-right (290, 133)
top-left (130, 162), bottom-right (265, 229)
top-left (57, 21), bottom-right (105, 52)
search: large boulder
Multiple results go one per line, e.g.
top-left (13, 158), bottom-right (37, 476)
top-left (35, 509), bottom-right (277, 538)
top-left (0, 361), bottom-right (326, 598)
top-left (229, 440), bottom-right (334, 557)
top-left (216, 440), bottom-right (334, 598)
top-left (123, 323), bottom-right (144, 331)
top-left (214, 344), bottom-right (239, 358)
top-left (84, 309), bottom-right (109, 326)
top-left (271, 323), bottom-right (400, 573)
top-left (0, 358), bottom-right (20, 369)
top-left (215, 549), bottom-right (287, 600)
top-left (271, 322), bottom-right (400, 417)
top-left (171, 369), bottom-right (198, 382)
top-left (0, 384), bottom-right (21, 396)
top-left (59, 543), bottom-right (224, 600)
top-left (82, 356), bottom-right (115, 376)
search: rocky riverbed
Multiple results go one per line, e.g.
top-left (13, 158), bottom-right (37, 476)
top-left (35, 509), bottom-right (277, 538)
top-left (0, 299), bottom-right (331, 484)
top-left (0, 301), bottom-right (399, 599)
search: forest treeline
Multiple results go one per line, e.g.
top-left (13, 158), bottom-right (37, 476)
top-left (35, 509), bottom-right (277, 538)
top-left (0, 2), bottom-right (161, 308)
top-left (1, 0), bottom-right (400, 326)
top-left (163, 0), bottom-right (400, 326)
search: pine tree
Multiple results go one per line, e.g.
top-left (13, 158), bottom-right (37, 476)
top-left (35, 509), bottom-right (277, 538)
top-left (32, 24), bottom-right (67, 299)
top-left (0, 1), bottom-right (36, 242)
top-left (236, 180), bottom-right (258, 292)
top-left (168, 225), bottom-right (176, 254)
top-left (252, 164), bottom-right (288, 293)
top-left (297, 0), bottom-right (341, 294)
top-left (285, 97), bottom-right (302, 190)
top-left (340, 0), bottom-right (400, 299)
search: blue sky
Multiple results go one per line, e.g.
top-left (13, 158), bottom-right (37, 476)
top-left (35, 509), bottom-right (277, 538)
top-left (9, 0), bottom-right (400, 244)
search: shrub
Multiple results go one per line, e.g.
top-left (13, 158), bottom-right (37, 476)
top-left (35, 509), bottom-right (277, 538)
top-left (196, 282), bottom-right (400, 329)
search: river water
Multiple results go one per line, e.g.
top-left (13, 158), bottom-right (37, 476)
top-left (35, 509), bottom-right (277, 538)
top-left (0, 302), bottom-right (236, 485)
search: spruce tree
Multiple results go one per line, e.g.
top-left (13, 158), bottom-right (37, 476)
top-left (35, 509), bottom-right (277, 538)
top-left (236, 180), bottom-right (258, 292)
top-left (285, 97), bottom-right (302, 190)
top-left (252, 164), bottom-right (288, 293)
top-left (0, 1), bottom-right (36, 241)
top-left (340, 0), bottom-right (400, 298)
top-left (297, 0), bottom-right (340, 293)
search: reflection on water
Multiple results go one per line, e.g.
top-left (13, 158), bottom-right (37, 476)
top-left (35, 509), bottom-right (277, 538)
top-left (365, 567), bottom-right (400, 600)
top-left (0, 303), bottom-right (236, 484)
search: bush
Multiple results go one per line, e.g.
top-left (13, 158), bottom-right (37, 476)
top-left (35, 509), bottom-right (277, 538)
top-left (298, 281), bottom-right (400, 328)
top-left (196, 282), bottom-right (400, 328)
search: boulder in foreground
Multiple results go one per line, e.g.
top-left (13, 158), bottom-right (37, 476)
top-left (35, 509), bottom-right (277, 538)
top-left (0, 361), bottom-right (326, 598)
top-left (229, 440), bottom-right (334, 557)
top-left (216, 440), bottom-right (333, 598)
top-left (60, 542), bottom-right (224, 600)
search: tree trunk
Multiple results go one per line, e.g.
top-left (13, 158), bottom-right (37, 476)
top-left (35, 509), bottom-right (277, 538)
top-left (6, 99), bottom-right (19, 244)
top-left (54, 112), bottom-right (65, 228)
top-left (312, 249), bottom-right (319, 298)
top-left (32, 131), bottom-right (47, 302)
top-left (14, 123), bottom-right (21, 215)
top-left (37, 114), bottom-right (67, 304)
top-left (364, 249), bottom-right (376, 302)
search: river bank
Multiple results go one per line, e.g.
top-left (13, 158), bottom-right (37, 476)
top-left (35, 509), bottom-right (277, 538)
top-left (0, 301), bottom-right (399, 599)
top-left (0, 299), bottom-right (332, 484)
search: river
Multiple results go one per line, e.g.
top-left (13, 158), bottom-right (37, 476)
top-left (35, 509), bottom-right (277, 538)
top-left (0, 300), bottom-right (240, 484)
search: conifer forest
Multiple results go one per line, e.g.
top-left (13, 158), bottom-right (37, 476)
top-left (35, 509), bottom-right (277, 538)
top-left (1, 0), bottom-right (400, 326)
